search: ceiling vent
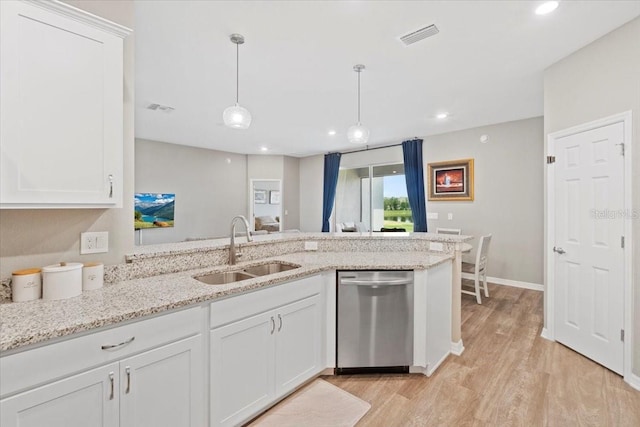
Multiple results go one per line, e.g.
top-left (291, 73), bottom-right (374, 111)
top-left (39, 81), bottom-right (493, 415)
top-left (399, 24), bottom-right (439, 46)
top-left (147, 103), bottom-right (175, 112)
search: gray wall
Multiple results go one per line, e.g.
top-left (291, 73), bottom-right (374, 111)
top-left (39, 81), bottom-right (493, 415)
top-left (299, 155), bottom-right (324, 232)
top-left (424, 117), bottom-right (544, 285)
top-left (0, 0), bottom-right (135, 279)
top-left (283, 156), bottom-right (300, 230)
top-left (135, 139), bottom-right (247, 244)
top-left (544, 17), bottom-right (640, 375)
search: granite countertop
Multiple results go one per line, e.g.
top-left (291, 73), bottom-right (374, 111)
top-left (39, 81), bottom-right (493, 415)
top-left (0, 251), bottom-right (452, 353)
top-left (126, 232), bottom-right (472, 261)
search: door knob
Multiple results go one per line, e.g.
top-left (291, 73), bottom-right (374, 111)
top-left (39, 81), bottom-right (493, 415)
top-left (553, 246), bottom-right (566, 254)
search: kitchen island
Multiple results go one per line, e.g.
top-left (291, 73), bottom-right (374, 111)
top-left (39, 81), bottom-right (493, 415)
top-left (0, 232), bottom-right (470, 427)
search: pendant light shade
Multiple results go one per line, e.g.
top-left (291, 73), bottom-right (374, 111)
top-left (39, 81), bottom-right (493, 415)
top-left (223, 103), bottom-right (251, 129)
top-left (348, 64), bottom-right (369, 144)
top-left (347, 123), bottom-right (370, 144)
top-left (223, 34), bottom-right (252, 129)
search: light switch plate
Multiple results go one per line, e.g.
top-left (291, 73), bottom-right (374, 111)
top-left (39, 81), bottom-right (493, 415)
top-left (448, 213), bottom-right (453, 220)
top-left (81, 232), bottom-right (109, 254)
top-left (304, 241), bottom-right (318, 251)
top-left (427, 212), bottom-right (438, 220)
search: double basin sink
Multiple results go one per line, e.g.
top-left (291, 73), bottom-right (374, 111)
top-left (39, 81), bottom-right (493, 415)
top-left (195, 261), bottom-right (300, 285)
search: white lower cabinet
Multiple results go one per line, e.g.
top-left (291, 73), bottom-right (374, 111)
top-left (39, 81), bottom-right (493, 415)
top-left (0, 363), bottom-right (119, 427)
top-left (0, 308), bottom-right (204, 427)
top-left (210, 276), bottom-right (324, 427)
top-left (119, 335), bottom-right (204, 427)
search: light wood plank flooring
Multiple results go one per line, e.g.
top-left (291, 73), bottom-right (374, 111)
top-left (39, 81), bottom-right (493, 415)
top-left (320, 284), bottom-right (640, 426)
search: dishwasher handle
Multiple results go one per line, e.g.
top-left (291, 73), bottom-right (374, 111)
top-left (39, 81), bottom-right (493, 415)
top-left (340, 278), bottom-right (413, 287)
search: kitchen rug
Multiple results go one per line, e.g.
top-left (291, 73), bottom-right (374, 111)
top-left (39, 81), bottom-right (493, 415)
top-left (249, 379), bottom-right (371, 427)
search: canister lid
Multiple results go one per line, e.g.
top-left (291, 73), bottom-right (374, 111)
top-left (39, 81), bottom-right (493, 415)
top-left (42, 262), bottom-right (83, 273)
top-left (83, 262), bottom-right (103, 267)
top-left (12, 268), bottom-right (41, 276)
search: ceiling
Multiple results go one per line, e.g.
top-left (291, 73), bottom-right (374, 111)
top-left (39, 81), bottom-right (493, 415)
top-left (134, 1), bottom-right (640, 157)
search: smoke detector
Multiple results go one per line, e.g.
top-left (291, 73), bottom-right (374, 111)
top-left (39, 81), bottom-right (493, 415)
top-left (399, 24), bottom-right (439, 46)
top-left (147, 103), bottom-right (175, 113)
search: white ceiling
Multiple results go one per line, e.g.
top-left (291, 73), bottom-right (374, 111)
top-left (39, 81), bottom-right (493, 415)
top-left (134, 1), bottom-right (640, 157)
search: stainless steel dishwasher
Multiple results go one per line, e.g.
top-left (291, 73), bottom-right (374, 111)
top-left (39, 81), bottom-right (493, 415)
top-left (336, 270), bottom-right (414, 374)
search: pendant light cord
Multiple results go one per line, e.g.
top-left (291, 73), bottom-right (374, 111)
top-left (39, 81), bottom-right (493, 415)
top-left (357, 70), bottom-right (361, 123)
top-left (236, 42), bottom-right (240, 104)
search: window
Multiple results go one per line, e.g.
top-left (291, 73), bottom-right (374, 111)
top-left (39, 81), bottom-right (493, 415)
top-left (335, 163), bottom-right (413, 232)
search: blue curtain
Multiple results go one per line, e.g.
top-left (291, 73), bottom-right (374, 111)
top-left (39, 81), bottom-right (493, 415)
top-left (322, 152), bottom-right (342, 232)
top-left (402, 139), bottom-right (427, 232)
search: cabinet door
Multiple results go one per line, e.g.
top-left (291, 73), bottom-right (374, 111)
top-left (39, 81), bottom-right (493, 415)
top-left (0, 362), bottom-right (119, 427)
top-left (0, 0), bottom-right (125, 208)
top-left (275, 295), bottom-right (322, 395)
top-left (119, 335), bottom-right (204, 427)
top-left (210, 312), bottom-right (275, 427)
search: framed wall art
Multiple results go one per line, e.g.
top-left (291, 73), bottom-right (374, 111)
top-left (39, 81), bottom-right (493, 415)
top-left (427, 158), bottom-right (474, 201)
top-left (269, 190), bottom-right (280, 204)
top-left (254, 190), bottom-right (267, 204)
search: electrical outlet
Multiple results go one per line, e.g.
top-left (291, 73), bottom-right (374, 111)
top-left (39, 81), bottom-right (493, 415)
top-left (448, 213), bottom-right (453, 220)
top-left (81, 232), bottom-right (109, 254)
top-left (304, 241), bottom-right (318, 251)
top-left (430, 242), bottom-right (444, 251)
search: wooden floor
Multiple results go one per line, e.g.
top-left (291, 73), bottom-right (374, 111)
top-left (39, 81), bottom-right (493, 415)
top-left (322, 284), bottom-right (640, 426)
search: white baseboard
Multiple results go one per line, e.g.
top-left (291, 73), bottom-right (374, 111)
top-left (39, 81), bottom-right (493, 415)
top-left (626, 373), bottom-right (640, 391)
top-left (426, 352), bottom-right (450, 376)
top-left (450, 340), bottom-right (465, 356)
top-left (540, 327), bottom-right (554, 341)
top-left (461, 273), bottom-right (543, 292)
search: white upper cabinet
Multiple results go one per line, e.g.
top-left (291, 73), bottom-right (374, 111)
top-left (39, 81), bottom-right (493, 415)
top-left (0, 0), bottom-right (131, 208)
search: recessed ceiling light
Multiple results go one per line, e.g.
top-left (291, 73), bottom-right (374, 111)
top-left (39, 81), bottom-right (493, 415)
top-left (436, 112), bottom-right (448, 119)
top-left (392, 170), bottom-right (397, 174)
top-left (260, 146), bottom-right (268, 152)
top-left (535, 1), bottom-right (559, 15)
top-left (328, 130), bottom-right (336, 136)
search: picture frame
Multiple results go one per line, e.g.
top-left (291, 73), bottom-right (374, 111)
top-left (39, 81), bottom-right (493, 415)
top-left (134, 193), bottom-right (176, 229)
top-left (269, 190), bottom-right (280, 205)
top-left (427, 158), bottom-right (474, 201)
top-left (254, 190), bottom-right (267, 204)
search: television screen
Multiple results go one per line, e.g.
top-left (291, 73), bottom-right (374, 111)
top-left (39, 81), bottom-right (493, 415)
top-left (134, 193), bottom-right (175, 229)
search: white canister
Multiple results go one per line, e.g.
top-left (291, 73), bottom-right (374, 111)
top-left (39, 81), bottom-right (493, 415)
top-left (42, 262), bottom-right (83, 301)
top-left (11, 268), bottom-right (42, 302)
top-left (83, 262), bottom-right (104, 291)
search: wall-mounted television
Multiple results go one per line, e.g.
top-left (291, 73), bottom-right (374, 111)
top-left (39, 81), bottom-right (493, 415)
top-left (134, 193), bottom-right (175, 229)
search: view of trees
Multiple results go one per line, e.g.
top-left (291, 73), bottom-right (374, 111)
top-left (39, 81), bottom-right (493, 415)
top-left (384, 197), bottom-right (410, 211)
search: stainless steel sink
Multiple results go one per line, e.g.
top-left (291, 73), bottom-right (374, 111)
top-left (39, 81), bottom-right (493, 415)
top-left (195, 271), bottom-right (255, 285)
top-left (194, 262), bottom-right (300, 285)
top-left (242, 262), bottom-right (300, 277)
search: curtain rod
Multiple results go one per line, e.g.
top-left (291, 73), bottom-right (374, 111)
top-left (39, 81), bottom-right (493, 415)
top-left (329, 140), bottom-right (416, 156)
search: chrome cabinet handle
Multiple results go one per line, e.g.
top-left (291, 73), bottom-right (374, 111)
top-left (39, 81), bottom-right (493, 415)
top-left (270, 316), bottom-right (275, 334)
top-left (277, 314), bottom-right (283, 332)
top-left (101, 336), bottom-right (135, 351)
top-left (108, 174), bottom-right (113, 198)
top-left (125, 367), bottom-right (131, 394)
top-left (553, 246), bottom-right (566, 254)
top-left (109, 372), bottom-right (115, 400)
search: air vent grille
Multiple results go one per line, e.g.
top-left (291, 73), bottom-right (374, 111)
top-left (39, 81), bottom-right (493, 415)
top-left (147, 103), bottom-right (175, 112)
top-left (399, 24), bottom-right (439, 46)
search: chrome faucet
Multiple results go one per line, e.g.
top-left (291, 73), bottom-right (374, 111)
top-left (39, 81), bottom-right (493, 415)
top-left (229, 215), bottom-right (253, 265)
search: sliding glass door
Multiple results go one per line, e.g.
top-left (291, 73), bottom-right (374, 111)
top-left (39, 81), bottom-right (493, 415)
top-left (335, 163), bottom-right (413, 232)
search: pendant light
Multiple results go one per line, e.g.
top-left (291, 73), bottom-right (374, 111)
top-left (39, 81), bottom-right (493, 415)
top-left (347, 64), bottom-right (370, 144)
top-left (223, 34), bottom-right (252, 129)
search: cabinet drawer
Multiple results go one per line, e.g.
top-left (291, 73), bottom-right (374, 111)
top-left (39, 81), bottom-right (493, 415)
top-left (1, 306), bottom-right (203, 398)
top-left (210, 275), bottom-right (321, 329)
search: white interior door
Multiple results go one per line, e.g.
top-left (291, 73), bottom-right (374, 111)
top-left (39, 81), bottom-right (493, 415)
top-left (553, 122), bottom-right (625, 374)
